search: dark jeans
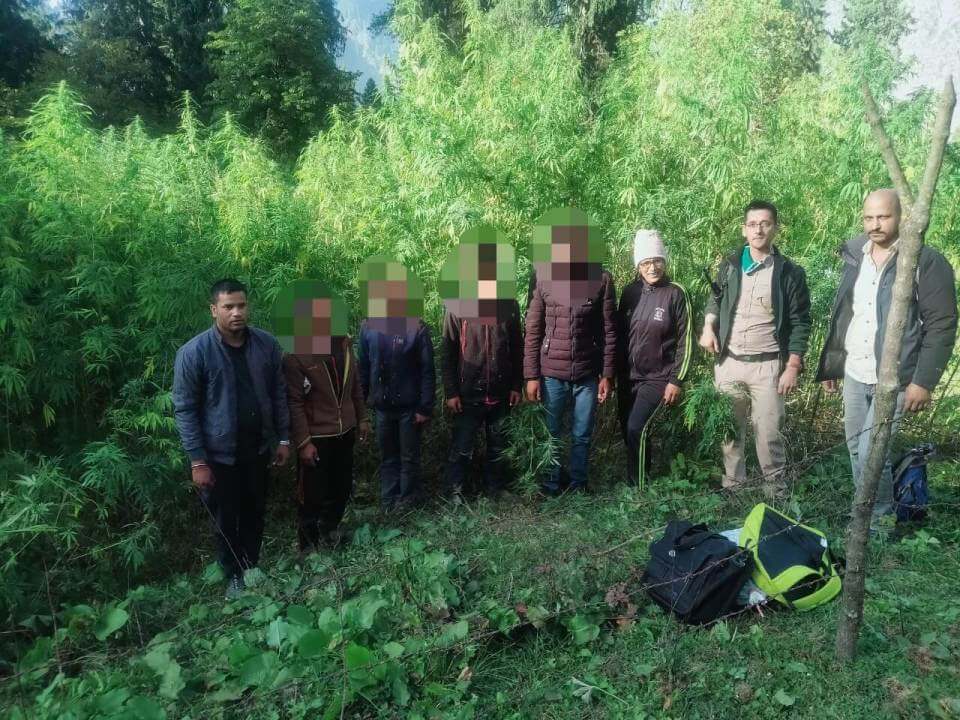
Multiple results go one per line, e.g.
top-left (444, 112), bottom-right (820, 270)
top-left (297, 430), bottom-right (355, 549)
top-left (375, 409), bottom-right (423, 506)
top-left (202, 453), bottom-right (269, 578)
top-left (540, 376), bottom-right (598, 491)
top-left (617, 378), bottom-right (667, 488)
top-left (445, 401), bottom-right (511, 492)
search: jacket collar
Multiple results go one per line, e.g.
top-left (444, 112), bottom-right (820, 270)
top-left (639, 274), bottom-right (671, 291)
top-left (209, 324), bottom-right (251, 347)
top-left (726, 243), bottom-right (782, 266)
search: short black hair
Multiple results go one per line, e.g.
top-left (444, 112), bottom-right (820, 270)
top-left (743, 200), bottom-right (778, 225)
top-left (209, 278), bottom-right (248, 304)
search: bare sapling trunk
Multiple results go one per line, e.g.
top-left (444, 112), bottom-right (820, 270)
top-left (836, 77), bottom-right (956, 662)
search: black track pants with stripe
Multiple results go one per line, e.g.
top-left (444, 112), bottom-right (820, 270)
top-left (618, 378), bottom-right (667, 488)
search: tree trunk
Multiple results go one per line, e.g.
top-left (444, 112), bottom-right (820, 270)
top-left (835, 77), bottom-right (955, 663)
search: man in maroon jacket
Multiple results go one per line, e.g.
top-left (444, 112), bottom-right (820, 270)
top-left (524, 207), bottom-right (617, 495)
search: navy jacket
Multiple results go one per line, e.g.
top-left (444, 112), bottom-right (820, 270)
top-left (172, 326), bottom-right (290, 465)
top-left (358, 320), bottom-right (436, 416)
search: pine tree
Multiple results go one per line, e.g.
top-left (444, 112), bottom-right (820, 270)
top-left (360, 78), bottom-right (380, 107)
top-left (205, 0), bottom-right (356, 157)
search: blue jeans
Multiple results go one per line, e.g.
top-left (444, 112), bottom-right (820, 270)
top-left (540, 377), bottom-right (599, 491)
top-left (375, 409), bottom-right (423, 506)
top-left (843, 375), bottom-right (905, 517)
top-left (445, 401), bottom-right (511, 492)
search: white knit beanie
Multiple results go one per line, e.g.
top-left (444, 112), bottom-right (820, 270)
top-left (633, 229), bottom-right (667, 267)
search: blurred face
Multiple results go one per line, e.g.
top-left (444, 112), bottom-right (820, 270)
top-left (862, 193), bottom-right (900, 248)
top-left (273, 280), bottom-right (350, 361)
top-left (638, 257), bottom-right (666, 285)
top-left (439, 234), bottom-right (517, 324)
top-left (211, 291), bottom-right (248, 334)
top-left (366, 280), bottom-right (412, 318)
top-left (741, 209), bottom-right (777, 253)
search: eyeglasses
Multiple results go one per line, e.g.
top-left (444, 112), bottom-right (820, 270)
top-left (638, 259), bottom-right (666, 270)
top-left (744, 221), bottom-right (775, 230)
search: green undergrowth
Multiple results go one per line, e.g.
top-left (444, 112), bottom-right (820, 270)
top-left (3, 456), bottom-right (959, 719)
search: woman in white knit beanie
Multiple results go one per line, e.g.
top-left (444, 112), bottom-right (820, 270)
top-left (615, 229), bottom-right (693, 488)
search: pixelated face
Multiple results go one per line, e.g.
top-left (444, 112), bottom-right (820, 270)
top-left (359, 256), bottom-right (424, 334)
top-left (531, 207), bottom-right (604, 305)
top-left (439, 225), bottom-right (517, 324)
top-left (273, 280), bottom-right (350, 364)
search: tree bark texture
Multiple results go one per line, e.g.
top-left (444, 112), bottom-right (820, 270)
top-left (836, 77), bottom-right (955, 662)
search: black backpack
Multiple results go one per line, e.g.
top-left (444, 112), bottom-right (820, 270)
top-left (642, 520), bottom-right (753, 625)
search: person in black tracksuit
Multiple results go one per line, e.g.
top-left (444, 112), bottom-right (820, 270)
top-left (616, 231), bottom-right (693, 487)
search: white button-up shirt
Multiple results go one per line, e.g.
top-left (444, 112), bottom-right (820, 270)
top-left (844, 239), bottom-right (897, 384)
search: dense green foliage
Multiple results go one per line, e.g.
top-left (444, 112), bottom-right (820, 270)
top-left (1, 0), bottom-right (959, 716)
top-left (0, 0), bottom-right (352, 148)
top-left (205, 0), bottom-right (356, 155)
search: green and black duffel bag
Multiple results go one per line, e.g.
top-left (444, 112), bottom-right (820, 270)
top-left (739, 503), bottom-right (842, 611)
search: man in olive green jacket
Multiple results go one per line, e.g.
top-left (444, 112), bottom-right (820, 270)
top-left (699, 200), bottom-right (811, 497)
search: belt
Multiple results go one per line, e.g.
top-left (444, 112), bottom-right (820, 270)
top-left (726, 350), bottom-right (780, 363)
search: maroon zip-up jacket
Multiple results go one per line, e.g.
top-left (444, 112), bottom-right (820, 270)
top-left (523, 270), bottom-right (617, 382)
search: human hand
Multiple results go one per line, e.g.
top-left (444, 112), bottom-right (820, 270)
top-left (821, 379), bottom-right (839, 394)
top-left (509, 390), bottom-right (522, 407)
top-left (525, 379), bottom-right (541, 403)
top-left (446, 396), bottom-right (463, 414)
top-left (777, 366), bottom-right (799, 396)
top-left (191, 463), bottom-right (214, 489)
top-left (903, 383), bottom-right (932, 413)
top-left (298, 442), bottom-right (319, 466)
top-left (273, 443), bottom-right (291, 467)
top-left (698, 327), bottom-right (720, 354)
top-left (597, 377), bottom-right (613, 404)
top-left (414, 413), bottom-right (430, 425)
top-left (663, 383), bottom-right (681, 406)
top-left (358, 420), bottom-right (371, 443)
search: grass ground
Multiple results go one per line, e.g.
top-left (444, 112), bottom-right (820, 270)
top-left (4, 445), bottom-right (959, 720)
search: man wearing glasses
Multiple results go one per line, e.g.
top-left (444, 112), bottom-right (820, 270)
top-left (699, 200), bottom-right (811, 499)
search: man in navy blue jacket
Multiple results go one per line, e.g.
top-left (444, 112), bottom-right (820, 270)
top-left (173, 279), bottom-right (290, 597)
top-left (357, 258), bottom-right (436, 511)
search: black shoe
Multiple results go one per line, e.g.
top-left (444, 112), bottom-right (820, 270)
top-left (323, 527), bottom-right (351, 548)
top-left (491, 488), bottom-right (519, 504)
top-left (225, 574), bottom-right (245, 600)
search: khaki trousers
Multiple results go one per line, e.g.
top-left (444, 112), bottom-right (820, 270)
top-left (714, 356), bottom-right (786, 492)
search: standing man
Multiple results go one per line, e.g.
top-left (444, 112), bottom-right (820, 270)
top-left (699, 201), bottom-right (811, 499)
top-left (524, 207), bottom-right (617, 496)
top-left (816, 189), bottom-right (957, 518)
top-left (357, 257), bottom-right (435, 512)
top-left (439, 227), bottom-right (524, 502)
top-left (173, 279), bottom-right (290, 598)
top-left (275, 280), bottom-right (371, 553)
